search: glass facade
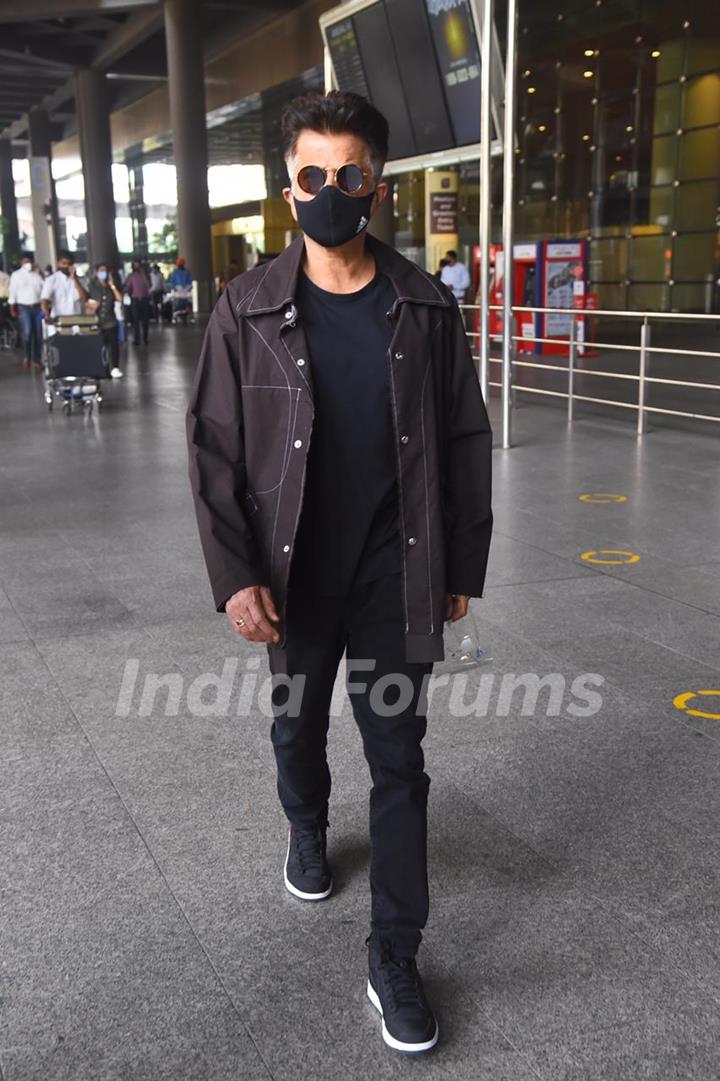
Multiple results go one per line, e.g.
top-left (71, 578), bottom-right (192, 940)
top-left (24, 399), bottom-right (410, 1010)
top-left (490, 0), bottom-right (720, 312)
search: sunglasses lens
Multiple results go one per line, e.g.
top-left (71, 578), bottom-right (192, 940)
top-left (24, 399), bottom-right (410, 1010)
top-left (337, 163), bottom-right (365, 194)
top-left (297, 166), bottom-right (326, 195)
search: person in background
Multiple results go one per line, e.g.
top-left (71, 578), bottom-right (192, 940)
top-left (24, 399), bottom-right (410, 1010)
top-left (169, 256), bottom-right (193, 321)
top-left (440, 249), bottom-right (471, 305)
top-left (9, 255), bottom-right (44, 369)
top-left (124, 260), bottom-right (151, 346)
top-left (169, 256), bottom-right (192, 291)
top-left (435, 257), bottom-right (448, 280)
top-left (41, 252), bottom-right (87, 318)
top-left (149, 263), bottom-right (166, 321)
top-left (87, 263), bottom-right (124, 379)
top-left (0, 265), bottom-right (10, 301)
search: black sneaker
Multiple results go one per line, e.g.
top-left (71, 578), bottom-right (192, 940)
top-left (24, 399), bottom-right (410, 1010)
top-left (283, 825), bottom-right (332, 901)
top-left (367, 939), bottom-right (438, 1053)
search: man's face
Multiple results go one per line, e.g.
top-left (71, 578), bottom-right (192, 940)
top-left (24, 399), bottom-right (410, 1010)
top-left (282, 129), bottom-right (387, 220)
top-left (446, 254), bottom-right (457, 266)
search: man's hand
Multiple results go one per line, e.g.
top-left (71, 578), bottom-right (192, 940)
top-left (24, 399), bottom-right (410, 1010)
top-left (226, 585), bottom-right (280, 643)
top-left (446, 593), bottom-right (470, 622)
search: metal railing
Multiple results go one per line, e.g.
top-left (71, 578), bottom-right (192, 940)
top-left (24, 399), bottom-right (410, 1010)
top-left (460, 303), bottom-right (720, 442)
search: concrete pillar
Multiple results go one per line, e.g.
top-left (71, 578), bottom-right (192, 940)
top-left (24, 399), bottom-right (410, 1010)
top-left (76, 68), bottom-right (118, 270)
top-left (28, 109), bottom-right (59, 270)
top-left (164, 0), bottom-right (213, 311)
top-left (127, 160), bottom-right (148, 257)
top-left (0, 139), bottom-right (21, 270)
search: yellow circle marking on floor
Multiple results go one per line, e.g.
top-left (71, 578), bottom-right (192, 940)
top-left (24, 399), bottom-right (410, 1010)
top-left (672, 690), bottom-right (720, 721)
top-left (579, 493), bottom-right (628, 504)
top-left (581, 549), bottom-right (640, 565)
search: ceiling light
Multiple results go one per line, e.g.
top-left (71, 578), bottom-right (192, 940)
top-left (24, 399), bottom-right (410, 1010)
top-left (583, 70), bottom-right (594, 78)
top-left (584, 49), bottom-right (594, 57)
top-left (527, 86), bottom-right (536, 94)
top-left (538, 124), bottom-right (547, 132)
top-left (651, 50), bottom-right (661, 58)
top-left (582, 134), bottom-right (591, 141)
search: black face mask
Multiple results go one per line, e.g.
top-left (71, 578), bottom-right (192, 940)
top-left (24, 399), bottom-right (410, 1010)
top-left (294, 184), bottom-right (375, 249)
top-left (59, 266), bottom-right (70, 276)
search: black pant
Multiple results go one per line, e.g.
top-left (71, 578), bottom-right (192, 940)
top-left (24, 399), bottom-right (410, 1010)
top-left (101, 326), bottom-right (119, 370)
top-left (268, 572), bottom-right (432, 956)
top-left (131, 297), bottom-right (150, 344)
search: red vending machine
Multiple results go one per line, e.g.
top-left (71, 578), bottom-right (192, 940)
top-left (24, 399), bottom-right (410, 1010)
top-left (472, 242), bottom-right (541, 353)
top-left (538, 240), bottom-right (590, 355)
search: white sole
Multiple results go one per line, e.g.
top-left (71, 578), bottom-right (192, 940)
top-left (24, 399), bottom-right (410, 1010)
top-left (367, 979), bottom-right (439, 1053)
top-left (283, 835), bottom-right (333, 901)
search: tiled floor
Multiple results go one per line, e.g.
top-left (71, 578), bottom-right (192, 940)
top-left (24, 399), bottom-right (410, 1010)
top-left (1, 325), bottom-right (719, 1080)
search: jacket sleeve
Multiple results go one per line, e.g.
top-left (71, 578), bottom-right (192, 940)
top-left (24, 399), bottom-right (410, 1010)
top-left (186, 286), bottom-right (264, 610)
top-left (443, 294), bottom-right (493, 597)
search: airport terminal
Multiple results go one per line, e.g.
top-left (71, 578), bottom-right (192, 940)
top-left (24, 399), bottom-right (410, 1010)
top-left (1, 0), bottom-right (719, 1077)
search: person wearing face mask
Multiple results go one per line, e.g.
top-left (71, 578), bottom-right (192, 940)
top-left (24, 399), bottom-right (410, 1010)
top-left (40, 253), bottom-right (87, 319)
top-left (9, 255), bottom-right (44, 369)
top-left (187, 91), bottom-right (492, 1056)
top-left (87, 264), bottom-right (124, 379)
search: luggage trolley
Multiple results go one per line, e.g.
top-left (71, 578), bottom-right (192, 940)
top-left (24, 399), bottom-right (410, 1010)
top-left (169, 286), bottom-right (194, 325)
top-left (43, 314), bottom-right (111, 416)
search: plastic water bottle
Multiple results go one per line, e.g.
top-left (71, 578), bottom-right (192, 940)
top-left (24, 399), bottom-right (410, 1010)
top-left (459, 633), bottom-right (484, 666)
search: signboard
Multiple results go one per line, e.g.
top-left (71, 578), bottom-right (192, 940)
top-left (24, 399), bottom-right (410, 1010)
top-left (429, 191), bottom-right (458, 233)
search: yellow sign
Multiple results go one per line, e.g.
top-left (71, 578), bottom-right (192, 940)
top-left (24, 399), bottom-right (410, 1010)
top-left (581, 549), bottom-right (640, 565)
top-left (579, 493), bottom-right (628, 504)
top-left (673, 690), bottom-right (720, 721)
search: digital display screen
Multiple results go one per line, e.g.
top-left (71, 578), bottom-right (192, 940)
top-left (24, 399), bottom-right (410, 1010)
top-left (326, 19), bottom-right (369, 100)
top-left (384, 0), bottom-right (454, 154)
top-left (424, 0), bottom-right (481, 147)
top-left (325, 0), bottom-right (485, 159)
top-left (353, 2), bottom-right (416, 160)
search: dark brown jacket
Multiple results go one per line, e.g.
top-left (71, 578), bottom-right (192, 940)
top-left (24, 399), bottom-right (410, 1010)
top-left (187, 234), bottom-right (492, 670)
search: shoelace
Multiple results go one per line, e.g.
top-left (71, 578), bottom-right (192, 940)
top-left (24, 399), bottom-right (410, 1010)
top-left (292, 827), bottom-right (326, 874)
top-left (380, 956), bottom-right (424, 1012)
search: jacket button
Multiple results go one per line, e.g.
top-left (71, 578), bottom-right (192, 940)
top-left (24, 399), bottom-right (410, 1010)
top-left (283, 544), bottom-right (290, 553)
top-left (394, 351), bottom-right (403, 360)
top-left (296, 358), bottom-right (305, 366)
top-left (408, 536), bottom-right (417, 546)
top-left (400, 434), bottom-right (409, 444)
top-left (284, 308), bottom-right (294, 320)
top-left (294, 439), bottom-right (302, 448)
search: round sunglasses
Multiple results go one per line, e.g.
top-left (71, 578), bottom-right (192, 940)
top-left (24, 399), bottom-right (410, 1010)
top-left (295, 162), bottom-right (372, 197)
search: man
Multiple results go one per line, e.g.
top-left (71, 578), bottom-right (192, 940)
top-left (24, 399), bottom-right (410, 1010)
top-left (149, 263), bottom-right (166, 321)
top-left (9, 255), bottom-right (43, 369)
top-left (41, 252), bottom-right (87, 318)
top-left (187, 91), bottom-right (492, 1055)
top-left (86, 264), bottom-right (124, 378)
top-left (170, 256), bottom-right (192, 291)
top-left (170, 257), bottom-right (192, 321)
top-left (440, 249), bottom-right (471, 305)
top-left (124, 261), bottom-right (151, 346)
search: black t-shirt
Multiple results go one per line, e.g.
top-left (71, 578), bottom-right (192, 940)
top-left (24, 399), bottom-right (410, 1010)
top-left (289, 269), bottom-right (401, 596)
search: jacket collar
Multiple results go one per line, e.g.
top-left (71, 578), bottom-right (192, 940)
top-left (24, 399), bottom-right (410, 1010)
top-left (240, 233), bottom-right (450, 318)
